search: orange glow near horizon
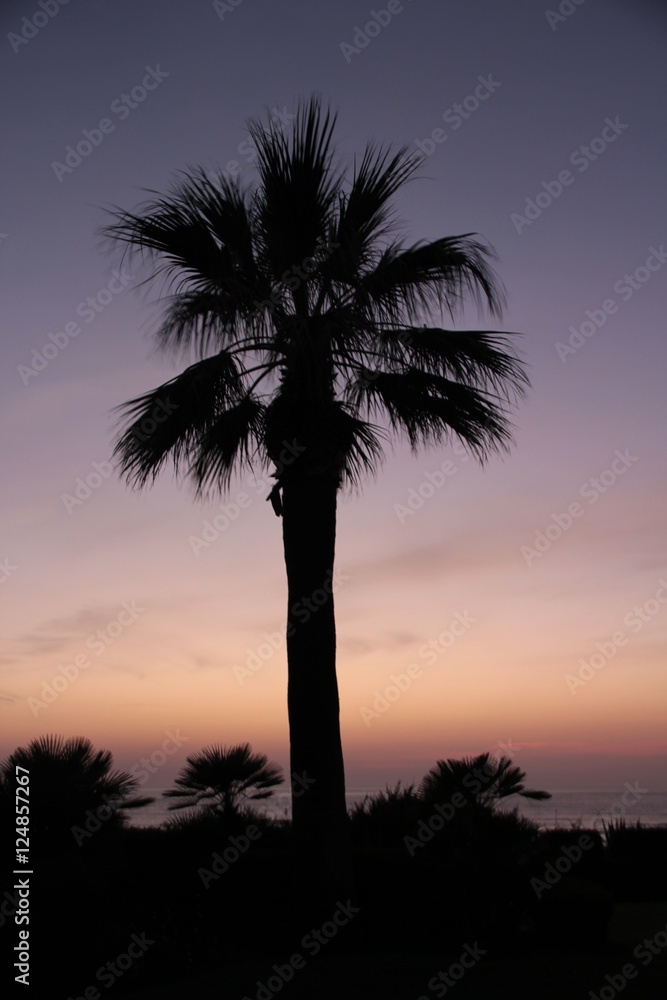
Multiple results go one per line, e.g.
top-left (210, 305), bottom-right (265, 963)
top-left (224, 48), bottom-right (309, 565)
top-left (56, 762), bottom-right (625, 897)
top-left (4, 502), bottom-right (666, 791)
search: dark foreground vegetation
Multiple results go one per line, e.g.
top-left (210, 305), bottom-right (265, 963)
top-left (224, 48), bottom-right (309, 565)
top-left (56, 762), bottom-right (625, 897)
top-left (1, 738), bottom-right (665, 998)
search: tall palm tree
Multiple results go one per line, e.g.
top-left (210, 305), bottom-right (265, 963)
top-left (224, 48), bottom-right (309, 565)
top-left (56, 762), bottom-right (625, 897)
top-left (163, 742), bottom-right (283, 818)
top-left (103, 97), bottom-right (528, 902)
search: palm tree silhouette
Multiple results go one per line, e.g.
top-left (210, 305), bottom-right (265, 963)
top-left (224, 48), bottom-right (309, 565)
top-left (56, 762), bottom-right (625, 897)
top-left (103, 96), bottom-right (528, 899)
top-left (0, 734), bottom-right (153, 850)
top-left (163, 742), bottom-right (283, 819)
top-left (419, 753), bottom-right (551, 810)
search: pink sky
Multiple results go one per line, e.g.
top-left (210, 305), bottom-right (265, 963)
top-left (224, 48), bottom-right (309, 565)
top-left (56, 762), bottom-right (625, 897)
top-left (1, 0), bottom-right (666, 794)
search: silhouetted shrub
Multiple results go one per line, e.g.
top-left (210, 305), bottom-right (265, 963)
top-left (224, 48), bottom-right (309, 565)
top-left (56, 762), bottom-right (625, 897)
top-left (349, 783), bottom-right (422, 848)
top-left (163, 742), bottom-right (283, 819)
top-left (0, 734), bottom-right (152, 856)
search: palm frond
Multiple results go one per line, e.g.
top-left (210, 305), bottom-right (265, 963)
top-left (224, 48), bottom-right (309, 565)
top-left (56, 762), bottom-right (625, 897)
top-left (103, 196), bottom-right (225, 294)
top-left (350, 234), bottom-right (505, 324)
top-left (0, 735), bottom-right (153, 842)
top-left (112, 351), bottom-right (251, 488)
top-left (335, 406), bottom-right (386, 490)
top-left (103, 96), bottom-right (529, 499)
top-left (154, 293), bottom-right (245, 358)
top-left (380, 326), bottom-right (529, 401)
top-left (102, 169), bottom-right (271, 329)
top-left (419, 754), bottom-right (550, 808)
top-left (163, 743), bottom-right (283, 815)
top-left (249, 96), bottom-right (339, 282)
top-left (188, 393), bottom-right (267, 497)
top-left (349, 367), bottom-right (514, 459)
top-left (323, 144), bottom-right (421, 285)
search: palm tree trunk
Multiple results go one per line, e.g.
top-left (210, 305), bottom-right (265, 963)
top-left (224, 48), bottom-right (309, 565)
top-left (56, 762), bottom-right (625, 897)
top-left (281, 474), bottom-right (352, 910)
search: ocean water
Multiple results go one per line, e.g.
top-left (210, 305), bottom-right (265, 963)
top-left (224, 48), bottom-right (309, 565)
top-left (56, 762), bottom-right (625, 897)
top-left (130, 788), bottom-right (667, 831)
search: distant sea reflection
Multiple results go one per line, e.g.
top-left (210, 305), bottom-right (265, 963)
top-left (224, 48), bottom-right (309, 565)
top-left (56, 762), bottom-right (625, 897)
top-left (131, 788), bottom-right (667, 830)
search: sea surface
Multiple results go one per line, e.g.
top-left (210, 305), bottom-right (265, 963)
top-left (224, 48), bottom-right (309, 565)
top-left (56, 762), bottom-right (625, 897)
top-left (130, 788), bottom-right (667, 831)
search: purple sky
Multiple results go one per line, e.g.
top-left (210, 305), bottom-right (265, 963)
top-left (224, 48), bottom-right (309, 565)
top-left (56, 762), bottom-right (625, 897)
top-left (1, 0), bottom-right (666, 795)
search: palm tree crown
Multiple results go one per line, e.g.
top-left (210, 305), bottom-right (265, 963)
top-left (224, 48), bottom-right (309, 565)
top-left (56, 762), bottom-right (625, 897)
top-left (163, 742), bottom-right (283, 817)
top-left (419, 752), bottom-right (551, 810)
top-left (104, 97), bottom-right (528, 499)
top-left (0, 735), bottom-right (152, 848)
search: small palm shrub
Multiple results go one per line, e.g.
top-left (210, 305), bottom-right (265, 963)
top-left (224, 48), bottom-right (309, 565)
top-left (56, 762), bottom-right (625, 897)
top-left (163, 742), bottom-right (283, 820)
top-left (0, 734), bottom-right (153, 854)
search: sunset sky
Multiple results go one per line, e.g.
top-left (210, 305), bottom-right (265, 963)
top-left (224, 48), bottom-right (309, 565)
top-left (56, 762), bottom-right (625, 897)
top-left (1, 0), bottom-right (666, 795)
